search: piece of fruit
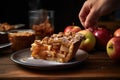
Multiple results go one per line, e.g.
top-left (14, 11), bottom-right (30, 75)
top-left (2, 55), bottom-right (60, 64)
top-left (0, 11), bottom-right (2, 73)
top-left (78, 29), bottom-right (96, 52)
top-left (93, 27), bottom-right (112, 50)
top-left (64, 23), bottom-right (81, 34)
top-left (114, 28), bottom-right (120, 37)
top-left (106, 37), bottom-right (120, 62)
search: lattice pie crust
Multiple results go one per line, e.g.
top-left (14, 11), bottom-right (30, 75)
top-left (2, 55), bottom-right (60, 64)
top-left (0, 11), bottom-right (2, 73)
top-left (31, 32), bottom-right (84, 63)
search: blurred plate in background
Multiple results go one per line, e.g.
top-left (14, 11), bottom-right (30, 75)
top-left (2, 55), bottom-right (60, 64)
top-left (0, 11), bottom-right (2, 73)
top-left (0, 43), bottom-right (12, 49)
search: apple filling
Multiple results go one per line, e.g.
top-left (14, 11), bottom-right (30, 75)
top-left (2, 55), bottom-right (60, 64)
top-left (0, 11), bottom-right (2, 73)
top-left (30, 32), bottom-right (84, 63)
top-left (0, 22), bottom-right (14, 31)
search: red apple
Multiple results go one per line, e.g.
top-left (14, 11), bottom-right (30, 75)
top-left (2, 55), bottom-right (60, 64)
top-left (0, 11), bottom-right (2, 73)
top-left (107, 37), bottom-right (120, 62)
top-left (64, 24), bottom-right (81, 34)
top-left (93, 27), bottom-right (112, 50)
top-left (114, 28), bottom-right (120, 37)
top-left (78, 29), bottom-right (96, 52)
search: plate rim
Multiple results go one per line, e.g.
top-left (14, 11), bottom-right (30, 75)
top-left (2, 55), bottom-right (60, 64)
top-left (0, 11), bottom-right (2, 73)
top-left (10, 48), bottom-right (89, 70)
top-left (0, 43), bottom-right (12, 49)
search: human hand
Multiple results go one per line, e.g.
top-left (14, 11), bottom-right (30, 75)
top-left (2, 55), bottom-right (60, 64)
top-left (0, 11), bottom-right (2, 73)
top-left (79, 0), bottom-right (120, 29)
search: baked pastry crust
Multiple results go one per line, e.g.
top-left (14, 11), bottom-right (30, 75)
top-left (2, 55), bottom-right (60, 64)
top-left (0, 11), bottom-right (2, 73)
top-left (9, 32), bottom-right (35, 51)
top-left (31, 32), bottom-right (84, 63)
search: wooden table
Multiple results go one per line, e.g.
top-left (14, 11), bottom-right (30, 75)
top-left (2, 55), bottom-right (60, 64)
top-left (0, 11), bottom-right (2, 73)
top-left (0, 48), bottom-right (120, 80)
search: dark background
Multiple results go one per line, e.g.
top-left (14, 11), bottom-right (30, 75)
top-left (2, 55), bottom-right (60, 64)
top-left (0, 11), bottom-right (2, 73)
top-left (0, 0), bottom-right (118, 33)
top-left (0, 0), bottom-right (85, 33)
top-left (40, 0), bottom-right (85, 33)
top-left (0, 0), bottom-right (28, 26)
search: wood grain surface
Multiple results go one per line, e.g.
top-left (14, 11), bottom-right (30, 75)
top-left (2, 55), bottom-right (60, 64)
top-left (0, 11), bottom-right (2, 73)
top-left (0, 48), bottom-right (120, 80)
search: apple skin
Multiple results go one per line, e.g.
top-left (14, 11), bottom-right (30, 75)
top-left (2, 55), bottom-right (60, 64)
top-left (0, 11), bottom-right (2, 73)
top-left (93, 27), bottom-right (112, 50)
top-left (64, 25), bottom-right (81, 34)
top-left (114, 28), bottom-right (120, 37)
top-left (78, 29), bottom-right (96, 52)
top-left (107, 37), bottom-right (120, 62)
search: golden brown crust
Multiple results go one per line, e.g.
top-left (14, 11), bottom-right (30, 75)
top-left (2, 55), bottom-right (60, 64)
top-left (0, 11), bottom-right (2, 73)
top-left (9, 32), bottom-right (35, 51)
top-left (31, 32), bottom-right (84, 63)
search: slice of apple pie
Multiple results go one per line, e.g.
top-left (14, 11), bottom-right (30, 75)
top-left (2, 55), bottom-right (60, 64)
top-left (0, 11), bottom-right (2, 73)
top-left (30, 32), bottom-right (85, 63)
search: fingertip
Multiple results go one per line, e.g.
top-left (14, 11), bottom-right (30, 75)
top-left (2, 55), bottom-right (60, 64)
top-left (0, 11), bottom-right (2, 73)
top-left (84, 21), bottom-right (91, 28)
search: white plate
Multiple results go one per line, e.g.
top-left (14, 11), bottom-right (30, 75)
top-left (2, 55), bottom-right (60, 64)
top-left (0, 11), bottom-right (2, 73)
top-left (10, 48), bottom-right (88, 70)
top-left (0, 43), bottom-right (12, 49)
